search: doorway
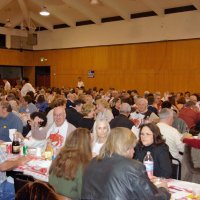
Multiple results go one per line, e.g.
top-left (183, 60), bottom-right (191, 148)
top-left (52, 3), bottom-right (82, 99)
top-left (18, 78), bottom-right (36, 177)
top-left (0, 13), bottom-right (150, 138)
top-left (35, 66), bottom-right (50, 88)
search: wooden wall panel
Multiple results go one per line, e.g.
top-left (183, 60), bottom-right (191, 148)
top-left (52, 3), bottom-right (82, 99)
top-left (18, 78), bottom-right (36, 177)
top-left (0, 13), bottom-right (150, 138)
top-left (0, 49), bottom-right (34, 66)
top-left (32, 39), bottom-right (200, 94)
top-left (1, 39), bottom-right (200, 94)
top-left (0, 49), bottom-right (35, 85)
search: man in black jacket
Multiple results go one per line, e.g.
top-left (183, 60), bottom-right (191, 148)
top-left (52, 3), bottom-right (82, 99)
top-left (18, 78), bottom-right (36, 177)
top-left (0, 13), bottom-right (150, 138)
top-left (66, 99), bottom-right (84, 127)
top-left (81, 127), bottom-right (170, 200)
top-left (110, 102), bottom-right (133, 129)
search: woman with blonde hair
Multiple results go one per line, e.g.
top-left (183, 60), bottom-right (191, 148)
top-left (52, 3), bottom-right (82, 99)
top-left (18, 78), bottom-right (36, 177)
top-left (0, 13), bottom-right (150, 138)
top-left (79, 103), bottom-right (95, 130)
top-left (81, 127), bottom-right (171, 200)
top-left (92, 118), bottom-right (110, 157)
top-left (49, 128), bottom-right (92, 200)
top-left (95, 98), bottom-right (114, 122)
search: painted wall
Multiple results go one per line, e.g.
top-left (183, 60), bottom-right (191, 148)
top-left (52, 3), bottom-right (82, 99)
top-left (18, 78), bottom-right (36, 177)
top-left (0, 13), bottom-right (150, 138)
top-left (35, 11), bottom-right (200, 50)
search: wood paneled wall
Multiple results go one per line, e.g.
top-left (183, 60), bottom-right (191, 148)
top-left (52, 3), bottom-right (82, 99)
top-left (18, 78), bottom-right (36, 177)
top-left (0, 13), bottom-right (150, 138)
top-left (33, 39), bottom-right (200, 94)
top-left (0, 49), bottom-right (34, 66)
top-left (0, 49), bottom-right (35, 85)
top-left (1, 39), bottom-right (200, 94)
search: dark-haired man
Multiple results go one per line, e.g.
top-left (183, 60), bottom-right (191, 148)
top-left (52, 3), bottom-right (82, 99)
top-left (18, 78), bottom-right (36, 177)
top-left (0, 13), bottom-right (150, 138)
top-left (66, 99), bottom-right (84, 127)
top-left (0, 100), bottom-right (23, 142)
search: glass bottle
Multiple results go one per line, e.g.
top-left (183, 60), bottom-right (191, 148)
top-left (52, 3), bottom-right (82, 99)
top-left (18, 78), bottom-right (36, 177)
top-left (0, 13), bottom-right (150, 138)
top-left (45, 140), bottom-right (54, 160)
top-left (12, 133), bottom-right (20, 154)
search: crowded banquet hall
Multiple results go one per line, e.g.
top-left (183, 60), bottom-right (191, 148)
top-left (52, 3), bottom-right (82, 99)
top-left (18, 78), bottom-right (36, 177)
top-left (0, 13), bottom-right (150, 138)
top-left (1, 0), bottom-right (200, 199)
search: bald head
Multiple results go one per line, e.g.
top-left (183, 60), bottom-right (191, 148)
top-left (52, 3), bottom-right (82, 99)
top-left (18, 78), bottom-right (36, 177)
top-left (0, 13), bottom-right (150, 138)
top-left (53, 106), bottom-right (66, 127)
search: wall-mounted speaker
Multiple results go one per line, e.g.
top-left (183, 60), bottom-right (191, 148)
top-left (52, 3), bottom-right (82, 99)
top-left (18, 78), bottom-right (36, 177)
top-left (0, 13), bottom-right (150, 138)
top-left (27, 33), bottom-right (37, 45)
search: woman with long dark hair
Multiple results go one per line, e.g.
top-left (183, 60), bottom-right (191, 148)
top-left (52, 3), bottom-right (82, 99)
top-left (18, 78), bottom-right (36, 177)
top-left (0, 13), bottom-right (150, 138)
top-left (49, 128), bottom-right (92, 199)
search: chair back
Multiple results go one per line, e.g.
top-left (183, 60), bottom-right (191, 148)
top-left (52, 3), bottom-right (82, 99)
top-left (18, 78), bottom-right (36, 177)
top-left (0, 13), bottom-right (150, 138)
top-left (14, 173), bottom-right (35, 193)
top-left (181, 145), bottom-right (200, 183)
top-left (169, 153), bottom-right (182, 180)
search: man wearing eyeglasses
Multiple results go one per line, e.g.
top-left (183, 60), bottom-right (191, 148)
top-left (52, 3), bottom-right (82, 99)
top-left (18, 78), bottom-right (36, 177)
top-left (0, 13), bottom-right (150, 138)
top-left (46, 106), bottom-right (76, 148)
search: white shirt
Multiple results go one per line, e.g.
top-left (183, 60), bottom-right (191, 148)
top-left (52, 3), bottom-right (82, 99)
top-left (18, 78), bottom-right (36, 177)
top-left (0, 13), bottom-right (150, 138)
top-left (96, 109), bottom-right (114, 122)
top-left (157, 122), bottom-right (184, 161)
top-left (92, 142), bottom-right (104, 156)
top-left (46, 120), bottom-right (69, 148)
top-left (46, 109), bottom-right (54, 127)
top-left (21, 83), bottom-right (36, 97)
top-left (77, 81), bottom-right (84, 88)
top-left (4, 81), bottom-right (11, 91)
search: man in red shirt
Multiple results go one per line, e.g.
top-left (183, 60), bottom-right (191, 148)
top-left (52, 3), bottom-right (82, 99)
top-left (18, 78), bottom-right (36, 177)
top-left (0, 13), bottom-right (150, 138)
top-left (179, 101), bottom-right (200, 132)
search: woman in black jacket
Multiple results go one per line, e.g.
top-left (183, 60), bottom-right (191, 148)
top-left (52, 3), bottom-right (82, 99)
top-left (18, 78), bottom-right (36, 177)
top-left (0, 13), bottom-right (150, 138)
top-left (81, 127), bottom-right (171, 200)
top-left (134, 123), bottom-right (172, 178)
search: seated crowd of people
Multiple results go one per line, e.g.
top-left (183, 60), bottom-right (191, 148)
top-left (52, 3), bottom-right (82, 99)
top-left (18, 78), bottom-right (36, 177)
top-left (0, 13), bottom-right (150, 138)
top-left (0, 79), bottom-right (200, 200)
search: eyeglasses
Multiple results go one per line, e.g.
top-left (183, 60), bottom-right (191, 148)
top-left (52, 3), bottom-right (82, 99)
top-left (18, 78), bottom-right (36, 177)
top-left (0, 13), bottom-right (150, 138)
top-left (140, 133), bottom-right (153, 137)
top-left (54, 113), bottom-right (64, 118)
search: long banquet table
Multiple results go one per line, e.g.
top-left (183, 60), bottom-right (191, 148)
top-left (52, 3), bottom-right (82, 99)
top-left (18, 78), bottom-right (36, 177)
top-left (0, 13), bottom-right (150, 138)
top-left (6, 150), bottom-right (200, 199)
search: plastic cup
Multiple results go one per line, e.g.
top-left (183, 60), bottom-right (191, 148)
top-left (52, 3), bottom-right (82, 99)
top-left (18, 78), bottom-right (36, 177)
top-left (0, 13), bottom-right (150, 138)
top-left (9, 129), bottom-right (17, 141)
top-left (36, 147), bottom-right (42, 157)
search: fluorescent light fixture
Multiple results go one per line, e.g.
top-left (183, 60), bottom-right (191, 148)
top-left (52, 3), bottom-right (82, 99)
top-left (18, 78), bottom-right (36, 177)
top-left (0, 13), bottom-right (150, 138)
top-left (39, 6), bottom-right (50, 16)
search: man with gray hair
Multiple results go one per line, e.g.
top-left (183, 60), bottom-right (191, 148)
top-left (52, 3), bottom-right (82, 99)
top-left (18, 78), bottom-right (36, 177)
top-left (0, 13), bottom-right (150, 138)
top-left (130, 98), bottom-right (159, 127)
top-left (110, 103), bottom-right (134, 129)
top-left (157, 108), bottom-right (184, 161)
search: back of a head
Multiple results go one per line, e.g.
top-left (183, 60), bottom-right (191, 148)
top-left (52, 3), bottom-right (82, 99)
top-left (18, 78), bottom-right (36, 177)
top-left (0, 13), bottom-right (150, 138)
top-left (74, 99), bottom-right (85, 107)
top-left (65, 128), bottom-right (91, 156)
top-left (51, 97), bottom-right (66, 108)
top-left (161, 101), bottom-right (172, 109)
top-left (119, 103), bottom-right (131, 115)
top-left (23, 77), bottom-right (29, 83)
top-left (15, 181), bottom-right (59, 200)
top-left (96, 98), bottom-right (110, 109)
top-left (147, 96), bottom-right (155, 105)
top-left (159, 108), bottom-right (173, 120)
top-left (49, 128), bottom-right (92, 179)
top-left (185, 101), bottom-right (196, 108)
top-left (98, 127), bottom-right (136, 159)
top-left (24, 95), bottom-right (32, 104)
top-left (82, 103), bottom-right (95, 116)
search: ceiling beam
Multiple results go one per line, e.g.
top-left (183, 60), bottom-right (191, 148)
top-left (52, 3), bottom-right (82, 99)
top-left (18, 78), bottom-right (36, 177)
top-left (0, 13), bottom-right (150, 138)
top-left (29, 0), bottom-right (76, 27)
top-left (189, 0), bottom-right (200, 11)
top-left (30, 12), bottom-right (53, 31)
top-left (0, 0), bottom-right (13, 10)
top-left (9, 15), bottom-right (23, 28)
top-left (141, 0), bottom-right (164, 16)
top-left (48, 6), bottom-right (76, 27)
top-left (100, 0), bottom-right (130, 20)
top-left (62, 0), bottom-right (101, 24)
top-left (17, 0), bottom-right (29, 25)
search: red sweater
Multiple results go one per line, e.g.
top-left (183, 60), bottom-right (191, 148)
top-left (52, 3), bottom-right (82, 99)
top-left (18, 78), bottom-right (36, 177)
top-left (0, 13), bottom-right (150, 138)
top-left (179, 107), bottom-right (200, 129)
